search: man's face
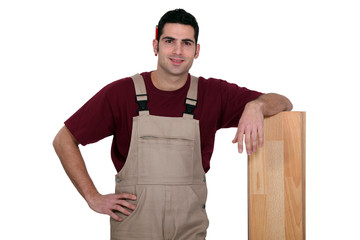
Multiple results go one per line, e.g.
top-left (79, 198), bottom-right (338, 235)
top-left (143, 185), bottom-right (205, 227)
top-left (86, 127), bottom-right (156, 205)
top-left (153, 23), bottom-right (200, 77)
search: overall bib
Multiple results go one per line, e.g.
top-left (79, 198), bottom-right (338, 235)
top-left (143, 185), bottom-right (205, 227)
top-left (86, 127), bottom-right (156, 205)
top-left (110, 74), bottom-right (209, 240)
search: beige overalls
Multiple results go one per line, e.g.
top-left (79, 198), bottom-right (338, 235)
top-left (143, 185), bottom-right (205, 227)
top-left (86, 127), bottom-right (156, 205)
top-left (110, 74), bottom-right (209, 240)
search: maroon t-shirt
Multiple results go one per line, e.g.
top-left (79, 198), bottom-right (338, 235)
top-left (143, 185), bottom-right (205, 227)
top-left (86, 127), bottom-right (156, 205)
top-left (65, 72), bottom-right (263, 173)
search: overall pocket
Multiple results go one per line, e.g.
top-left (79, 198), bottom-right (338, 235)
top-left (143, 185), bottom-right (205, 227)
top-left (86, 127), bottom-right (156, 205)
top-left (138, 136), bottom-right (195, 184)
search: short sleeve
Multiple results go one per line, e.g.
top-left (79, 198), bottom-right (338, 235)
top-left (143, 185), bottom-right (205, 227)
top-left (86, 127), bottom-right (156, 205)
top-left (65, 84), bottom-right (116, 146)
top-left (218, 80), bottom-right (263, 129)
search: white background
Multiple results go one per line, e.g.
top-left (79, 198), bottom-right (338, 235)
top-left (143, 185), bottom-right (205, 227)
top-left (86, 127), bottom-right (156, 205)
top-left (1, 0), bottom-right (359, 239)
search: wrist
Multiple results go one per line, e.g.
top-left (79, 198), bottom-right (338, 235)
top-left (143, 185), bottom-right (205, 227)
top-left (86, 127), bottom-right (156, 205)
top-left (246, 99), bottom-right (264, 113)
top-left (83, 188), bottom-right (101, 205)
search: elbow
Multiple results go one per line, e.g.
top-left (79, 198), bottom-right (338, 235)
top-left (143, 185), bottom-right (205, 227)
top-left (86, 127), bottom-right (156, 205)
top-left (52, 136), bottom-right (57, 150)
top-left (273, 93), bottom-right (293, 112)
top-left (53, 132), bottom-right (62, 152)
top-left (285, 98), bottom-right (293, 111)
top-left (259, 93), bottom-right (293, 115)
top-left (53, 129), bottom-right (64, 154)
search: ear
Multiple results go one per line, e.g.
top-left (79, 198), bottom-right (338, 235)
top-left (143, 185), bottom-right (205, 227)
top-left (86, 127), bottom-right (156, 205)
top-left (194, 44), bottom-right (200, 59)
top-left (153, 39), bottom-right (159, 55)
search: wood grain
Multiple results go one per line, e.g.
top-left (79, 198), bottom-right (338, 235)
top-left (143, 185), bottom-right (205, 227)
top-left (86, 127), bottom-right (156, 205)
top-left (248, 112), bottom-right (306, 240)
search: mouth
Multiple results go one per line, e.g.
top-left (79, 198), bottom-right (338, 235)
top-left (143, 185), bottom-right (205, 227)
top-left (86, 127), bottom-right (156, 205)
top-left (169, 57), bottom-right (185, 65)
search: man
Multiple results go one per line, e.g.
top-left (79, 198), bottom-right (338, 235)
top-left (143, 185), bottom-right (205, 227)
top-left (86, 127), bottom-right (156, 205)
top-left (53, 9), bottom-right (292, 240)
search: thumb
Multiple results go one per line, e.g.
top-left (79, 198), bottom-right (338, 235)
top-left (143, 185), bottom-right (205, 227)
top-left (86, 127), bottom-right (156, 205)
top-left (232, 131), bottom-right (239, 143)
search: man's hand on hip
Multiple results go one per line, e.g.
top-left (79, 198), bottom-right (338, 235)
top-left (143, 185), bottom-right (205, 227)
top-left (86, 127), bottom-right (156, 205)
top-left (87, 192), bottom-right (137, 221)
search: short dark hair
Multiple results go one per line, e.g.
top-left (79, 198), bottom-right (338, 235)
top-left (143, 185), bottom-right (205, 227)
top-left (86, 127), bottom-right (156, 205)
top-left (157, 9), bottom-right (199, 44)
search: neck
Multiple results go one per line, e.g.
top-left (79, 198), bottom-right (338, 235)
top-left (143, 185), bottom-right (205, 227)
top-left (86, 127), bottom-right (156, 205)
top-left (151, 70), bottom-right (188, 91)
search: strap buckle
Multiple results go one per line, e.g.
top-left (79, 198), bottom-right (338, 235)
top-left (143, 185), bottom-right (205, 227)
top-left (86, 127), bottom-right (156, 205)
top-left (183, 97), bottom-right (197, 116)
top-left (136, 94), bottom-right (149, 113)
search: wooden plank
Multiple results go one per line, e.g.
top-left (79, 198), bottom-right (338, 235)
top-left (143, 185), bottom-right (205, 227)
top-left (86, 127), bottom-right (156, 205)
top-left (265, 141), bottom-right (285, 239)
top-left (248, 144), bottom-right (265, 195)
top-left (248, 112), bottom-right (306, 240)
top-left (249, 194), bottom-right (267, 239)
top-left (283, 113), bottom-right (306, 239)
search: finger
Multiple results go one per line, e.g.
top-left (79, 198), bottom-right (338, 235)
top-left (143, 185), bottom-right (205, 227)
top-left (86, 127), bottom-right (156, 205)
top-left (232, 130), bottom-right (238, 143)
top-left (113, 204), bottom-right (132, 216)
top-left (237, 129), bottom-right (245, 153)
top-left (251, 127), bottom-right (258, 153)
top-left (232, 128), bottom-right (240, 143)
top-left (117, 199), bottom-right (136, 211)
top-left (117, 193), bottom-right (137, 200)
top-left (109, 210), bottom-right (123, 221)
top-left (245, 128), bottom-right (252, 155)
top-left (258, 124), bottom-right (264, 147)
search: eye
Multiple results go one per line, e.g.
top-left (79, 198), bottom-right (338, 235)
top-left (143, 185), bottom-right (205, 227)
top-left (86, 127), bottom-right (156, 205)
top-left (165, 39), bottom-right (173, 44)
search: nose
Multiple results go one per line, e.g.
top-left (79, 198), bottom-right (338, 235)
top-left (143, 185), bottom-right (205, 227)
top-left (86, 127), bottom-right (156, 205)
top-left (173, 42), bottom-right (182, 55)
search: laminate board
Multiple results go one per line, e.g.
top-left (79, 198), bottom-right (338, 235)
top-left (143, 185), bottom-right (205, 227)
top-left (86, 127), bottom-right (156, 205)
top-left (248, 112), bottom-right (306, 240)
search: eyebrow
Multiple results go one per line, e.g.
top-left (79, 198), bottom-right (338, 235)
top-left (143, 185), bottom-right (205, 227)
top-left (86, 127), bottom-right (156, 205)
top-left (162, 36), bottom-right (195, 44)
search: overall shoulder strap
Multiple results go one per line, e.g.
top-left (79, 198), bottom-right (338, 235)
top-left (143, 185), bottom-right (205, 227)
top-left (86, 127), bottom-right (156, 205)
top-left (183, 75), bottom-right (199, 119)
top-left (131, 74), bottom-right (149, 115)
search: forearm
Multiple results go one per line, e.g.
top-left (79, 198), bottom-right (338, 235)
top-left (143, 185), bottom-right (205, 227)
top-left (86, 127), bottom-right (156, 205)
top-left (53, 126), bottom-right (137, 220)
top-left (249, 93), bottom-right (293, 117)
top-left (53, 126), bottom-right (99, 203)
